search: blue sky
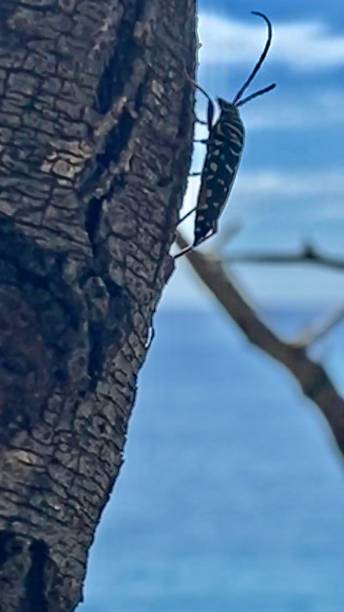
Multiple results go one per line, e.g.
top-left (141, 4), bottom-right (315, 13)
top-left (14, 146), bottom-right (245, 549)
top-left (166, 0), bottom-right (344, 308)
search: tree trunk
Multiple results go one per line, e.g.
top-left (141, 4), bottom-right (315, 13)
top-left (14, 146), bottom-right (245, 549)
top-left (0, 0), bottom-right (196, 609)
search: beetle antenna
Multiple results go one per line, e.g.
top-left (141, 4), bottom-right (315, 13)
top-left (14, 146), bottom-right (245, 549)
top-left (236, 82), bottom-right (276, 107)
top-left (232, 11), bottom-right (273, 105)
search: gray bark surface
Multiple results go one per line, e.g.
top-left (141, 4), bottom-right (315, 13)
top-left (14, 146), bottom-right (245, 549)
top-left (0, 0), bottom-right (196, 609)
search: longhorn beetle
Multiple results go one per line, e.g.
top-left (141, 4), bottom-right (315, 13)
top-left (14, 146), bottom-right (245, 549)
top-left (175, 11), bottom-right (276, 258)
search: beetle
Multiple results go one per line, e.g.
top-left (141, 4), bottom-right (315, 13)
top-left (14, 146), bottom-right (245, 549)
top-left (175, 11), bottom-right (276, 258)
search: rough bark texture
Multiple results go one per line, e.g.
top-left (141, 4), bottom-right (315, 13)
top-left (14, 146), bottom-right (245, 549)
top-left (0, 1), bottom-right (196, 609)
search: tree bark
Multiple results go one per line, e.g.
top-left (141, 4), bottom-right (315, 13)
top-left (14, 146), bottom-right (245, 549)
top-left (0, 1), bottom-right (196, 609)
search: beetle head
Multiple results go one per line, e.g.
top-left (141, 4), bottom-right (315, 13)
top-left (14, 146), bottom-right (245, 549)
top-left (217, 98), bottom-right (236, 113)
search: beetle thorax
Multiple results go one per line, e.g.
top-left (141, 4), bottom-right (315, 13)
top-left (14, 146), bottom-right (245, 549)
top-left (217, 98), bottom-right (239, 118)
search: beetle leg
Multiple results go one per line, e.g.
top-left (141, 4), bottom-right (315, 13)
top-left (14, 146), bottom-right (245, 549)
top-left (185, 71), bottom-right (215, 134)
top-left (174, 227), bottom-right (217, 259)
top-left (174, 244), bottom-right (194, 259)
top-left (206, 99), bottom-right (215, 133)
top-left (194, 228), bottom-right (217, 248)
top-left (177, 206), bottom-right (197, 225)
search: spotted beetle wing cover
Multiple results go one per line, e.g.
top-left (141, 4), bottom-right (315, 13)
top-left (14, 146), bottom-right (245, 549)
top-left (194, 108), bottom-right (245, 246)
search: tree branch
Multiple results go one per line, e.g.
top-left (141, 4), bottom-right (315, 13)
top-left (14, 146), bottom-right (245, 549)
top-left (294, 306), bottom-right (344, 347)
top-left (176, 232), bottom-right (344, 457)
top-left (225, 243), bottom-right (344, 271)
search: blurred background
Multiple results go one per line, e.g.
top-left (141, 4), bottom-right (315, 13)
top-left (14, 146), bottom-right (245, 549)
top-left (82, 2), bottom-right (344, 610)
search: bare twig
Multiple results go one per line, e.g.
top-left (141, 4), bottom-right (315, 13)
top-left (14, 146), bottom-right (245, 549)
top-left (294, 306), bottom-right (344, 348)
top-left (225, 243), bottom-right (344, 271)
top-left (176, 231), bottom-right (344, 458)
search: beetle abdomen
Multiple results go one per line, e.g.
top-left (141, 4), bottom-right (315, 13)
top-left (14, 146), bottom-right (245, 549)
top-left (194, 108), bottom-right (245, 246)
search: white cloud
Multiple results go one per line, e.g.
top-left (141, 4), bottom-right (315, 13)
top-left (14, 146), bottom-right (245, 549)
top-left (243, 90), bottom-right (344, 130)
top-left (179, 170), bottom-right (344, 229)
top-left (175, 169), bottom-right (344, 305)
top-left (194, 88), bottom-right (344, 131)
top-left (235, 169), bottom-right (344, 200)
top-left (198, 13), bottom-right (344, 71)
